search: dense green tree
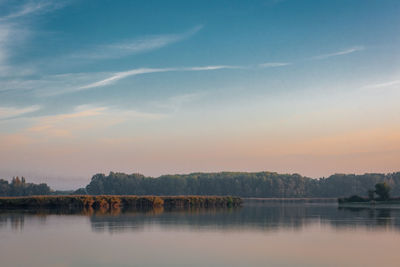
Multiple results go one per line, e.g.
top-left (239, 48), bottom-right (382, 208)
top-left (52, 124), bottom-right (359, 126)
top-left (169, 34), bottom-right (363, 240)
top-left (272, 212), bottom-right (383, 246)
top-left (0, 178), bottom-right (51, 196)
top-left (85, 171), bottom-right (400, 198)
top-left (2, 172), bottom-right (400, 198)
top-left (367, 189), bottom-right (375, 200)
top-left (375, 182), bottom-right (391, 200)
top-left (73, 188), bottom-right (87, 195)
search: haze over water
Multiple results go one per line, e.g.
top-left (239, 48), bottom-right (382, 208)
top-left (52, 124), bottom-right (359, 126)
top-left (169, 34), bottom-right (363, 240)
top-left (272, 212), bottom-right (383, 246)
top-left (1, 202), bottom-right (400, 267)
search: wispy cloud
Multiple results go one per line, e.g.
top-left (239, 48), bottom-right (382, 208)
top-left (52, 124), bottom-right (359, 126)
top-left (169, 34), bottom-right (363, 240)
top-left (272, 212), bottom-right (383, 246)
top-left (362, 80), bottom-right (400, 89)
top-left (0, 22), bottom-right (29, 70)
top-left (0, 65), bottom-right (243, 97)
top-left (27, 105), bottom-right (108, 138)
top-left (0, 25), bottom-right (10, 66)
top-left (79, 65), bottom-right (240, 90)
top-left (258, 62), bottom-right (292, 68)
top-left (0, 1), bottom-right (67, 75)
top-left (152, 92), bottom-right (205, 113)
top-left (0, 72), bottom-right (109, 96)
top-left (313, 46), bottom-right (364, 60)
top-left (0, 105), bottom-right (40, 119)
top-left (26, 105), bottom-right (165, 138)
top-left (74, 25), bottom-right (203, 60)
top-left (0, 0), bottom-right (65, 22)
top-left (79, 68), bottom-right (174, 90)
top-left (184, 65), bottom-right (242, 71)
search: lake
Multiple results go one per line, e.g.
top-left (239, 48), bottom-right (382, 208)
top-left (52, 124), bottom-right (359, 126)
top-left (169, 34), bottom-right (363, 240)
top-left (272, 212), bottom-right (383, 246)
top-left (1, 201), bottom-right (400, 267)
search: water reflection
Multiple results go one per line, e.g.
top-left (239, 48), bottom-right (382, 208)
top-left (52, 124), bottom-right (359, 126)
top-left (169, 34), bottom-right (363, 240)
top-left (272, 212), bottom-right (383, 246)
top-left (2, 202), bottom-right (400, 233)
top-left (0, 213), bottom-right (25, 231)
top-left (333, 206), bottom-right (395, 229)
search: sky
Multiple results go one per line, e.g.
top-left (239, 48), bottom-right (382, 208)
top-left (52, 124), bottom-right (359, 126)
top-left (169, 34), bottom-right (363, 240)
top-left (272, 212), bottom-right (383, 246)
top-left (0, 0), bottom-right (399, 189)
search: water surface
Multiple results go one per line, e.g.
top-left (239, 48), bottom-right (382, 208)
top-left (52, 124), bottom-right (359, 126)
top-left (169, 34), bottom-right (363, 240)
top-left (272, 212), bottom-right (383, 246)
top-left (1, 202), bottom-right (400, 267)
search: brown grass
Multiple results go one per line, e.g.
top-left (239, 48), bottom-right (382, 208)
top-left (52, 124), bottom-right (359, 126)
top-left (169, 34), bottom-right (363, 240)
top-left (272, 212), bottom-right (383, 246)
top-left (0, 195), bottom-right (242, 210)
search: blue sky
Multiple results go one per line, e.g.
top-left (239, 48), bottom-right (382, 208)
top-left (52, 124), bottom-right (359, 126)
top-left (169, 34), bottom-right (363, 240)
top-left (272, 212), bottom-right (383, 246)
top-left (1, 0), bottom-right (400, 188)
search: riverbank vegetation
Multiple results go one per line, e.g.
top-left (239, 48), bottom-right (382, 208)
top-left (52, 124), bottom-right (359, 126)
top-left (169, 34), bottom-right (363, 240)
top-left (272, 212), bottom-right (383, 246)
top-left (0, 177), bottom-right (51, 196)
top-left (338, 182), bottom-right (400, 204)
top-left (85, 172), bottom-right (400, 198)
top-left (2, 172), bottom-right (400, 198)
top-left (0, 195), bottom-right (242, 210)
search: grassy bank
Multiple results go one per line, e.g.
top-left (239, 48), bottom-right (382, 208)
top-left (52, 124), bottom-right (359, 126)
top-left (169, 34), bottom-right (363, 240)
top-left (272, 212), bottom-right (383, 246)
top-left (0, 195), bottom-right (242, 210)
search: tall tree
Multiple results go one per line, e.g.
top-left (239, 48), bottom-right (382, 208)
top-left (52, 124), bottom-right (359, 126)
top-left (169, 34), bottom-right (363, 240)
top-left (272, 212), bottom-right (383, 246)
top-left (375, 182), bottom-right (391, 200)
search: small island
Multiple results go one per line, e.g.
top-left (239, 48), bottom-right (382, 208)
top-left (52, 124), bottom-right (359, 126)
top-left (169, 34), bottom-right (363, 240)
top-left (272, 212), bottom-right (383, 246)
top-left (338, 182), bottom-right (400, 205)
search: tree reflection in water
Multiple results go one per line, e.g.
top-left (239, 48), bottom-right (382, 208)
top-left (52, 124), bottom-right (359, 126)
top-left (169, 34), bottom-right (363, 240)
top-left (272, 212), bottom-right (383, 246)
top-left (1, 202), bottom-right (400, 233)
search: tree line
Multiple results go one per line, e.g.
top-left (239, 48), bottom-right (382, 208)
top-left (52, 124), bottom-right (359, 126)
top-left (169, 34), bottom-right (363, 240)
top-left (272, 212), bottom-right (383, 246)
top-left (85, 171), bottom-right (400, 198)
top-left (2, 172), bottom-right (400, 198)
top-left (0, 177), bottom-right (51, 196)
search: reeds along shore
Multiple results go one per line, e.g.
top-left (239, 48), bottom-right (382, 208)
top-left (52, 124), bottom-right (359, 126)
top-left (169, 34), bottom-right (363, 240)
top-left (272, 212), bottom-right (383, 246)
top-left (0, 195), bottom-right (242, 210)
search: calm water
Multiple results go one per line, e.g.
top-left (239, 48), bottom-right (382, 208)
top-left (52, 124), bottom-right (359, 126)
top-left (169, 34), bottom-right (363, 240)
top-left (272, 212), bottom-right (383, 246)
top-left (1, 202), bottom-right (400, 267)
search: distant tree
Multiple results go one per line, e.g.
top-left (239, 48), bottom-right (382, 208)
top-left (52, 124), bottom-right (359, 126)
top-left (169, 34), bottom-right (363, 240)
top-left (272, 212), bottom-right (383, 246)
top-left (0, 179), bottom-right (9, 196)
top-left (5, 172), bottom-right (400, 198)
top-left (367, 189), bottom-right (375, 200)
top-left (73, 188), bottom-right (87, 195)
top-left (375, 182), bottom-right (391, 200)
top-left (0, 177), bottom-right (51, 196)
top-left (83, 171), bottom-right (400, 198)
top-left (12, 176), bottom-right (21, 185)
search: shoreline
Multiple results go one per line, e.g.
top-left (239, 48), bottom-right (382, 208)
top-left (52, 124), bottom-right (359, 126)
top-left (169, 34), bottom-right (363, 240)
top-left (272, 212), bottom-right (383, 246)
top-left (338, 201), bottom-right (400, 207)
top-left (243, 197), bottom-right (337, 203)
top-left (0, 195), bottom-right (242, 210)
